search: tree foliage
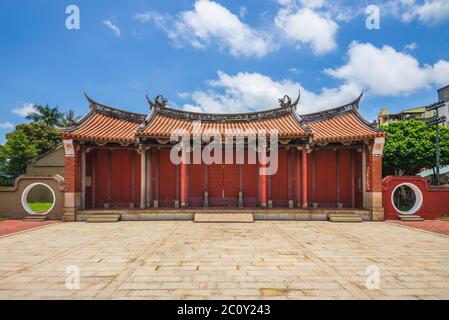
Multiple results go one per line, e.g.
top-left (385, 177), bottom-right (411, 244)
top-left (61, 109), bottom-right (77, 127)
top-left (0, 123), bottom-right (61, 176)
top-left (381, 120), bottom-right (449, 176)
top-left (26, 104), bottom-right (65, 127)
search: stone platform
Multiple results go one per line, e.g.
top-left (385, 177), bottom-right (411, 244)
top-left (76, 208), bottom-right (372, 222)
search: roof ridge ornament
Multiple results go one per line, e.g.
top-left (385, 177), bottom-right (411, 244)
top-left (146, 94), bottom-right (168, 109)
top-left (278, 90), bottom-right (301, 109)
top-left (279, 95), bottom-right (292, 108)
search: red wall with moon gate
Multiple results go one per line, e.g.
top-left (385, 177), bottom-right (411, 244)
top-left (383, 176), bottom-right (449, 220)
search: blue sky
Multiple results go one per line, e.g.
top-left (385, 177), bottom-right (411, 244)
top-left (1, 0), bottom-right (449, 142)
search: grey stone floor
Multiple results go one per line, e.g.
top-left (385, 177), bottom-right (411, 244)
top-left (0, 221), bottom-right (448, 300)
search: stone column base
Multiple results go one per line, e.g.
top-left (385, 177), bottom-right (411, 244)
top-left (371, 208), bottom-right (385, 221)
top-left (63, 208), bottom-right (76, 222)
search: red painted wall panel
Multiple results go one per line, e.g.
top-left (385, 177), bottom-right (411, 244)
top-left (110, 150), bottom-right (133, 206)
top-left (354, 151), bottom-right (363, 208)
top-left (158, 148), bottom-right (177, 207)
top-left (271, 148), bottom-right (289, 207)
top-left (338, 150), bottom-right (352, 207)
top-left (314, 150), bottom-right (337, 207)
top-left (85, 151), bottom-right (92, 208)
top-left (94, 149), bottom-right (109, 208)
top-left (242, 162), bottom-right (258, 207)
top-left (189, 162), bottom-right (205, 207)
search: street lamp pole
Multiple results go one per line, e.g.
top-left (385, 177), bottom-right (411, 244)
top-left (425, 101), bottom-right (446, 186)
top-left (435, 108), bottom-right (440, 186)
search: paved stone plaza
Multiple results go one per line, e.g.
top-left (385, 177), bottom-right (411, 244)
top-left (0, 221), bottom-right (448, 300)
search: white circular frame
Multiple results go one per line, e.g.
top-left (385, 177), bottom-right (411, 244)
top-left (391, 182), bottom-right (423, 215)
top-left (21, 182), bottom-right (56, 216)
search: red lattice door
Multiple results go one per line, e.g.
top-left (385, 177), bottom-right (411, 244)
top-left (208, 164), bottom-right (239, 207)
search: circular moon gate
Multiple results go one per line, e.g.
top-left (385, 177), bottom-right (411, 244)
top-left (391, 182), bottom-right (423, 215)
top-left (21, 182), bottom-right (56, 216)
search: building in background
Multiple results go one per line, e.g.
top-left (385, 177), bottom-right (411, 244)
top-left (418, 165), bottom-right (449, 185)
top-left (377, 85), bottom-right (449, 128)
top-left (376, 107), bottom-right (429, 127)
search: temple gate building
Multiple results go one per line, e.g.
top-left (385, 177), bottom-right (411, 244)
top-left (61, 92), bottom-right (386, 222)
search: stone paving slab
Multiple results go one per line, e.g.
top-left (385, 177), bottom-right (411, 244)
top-left (0, 221), bottom-right (448, 300)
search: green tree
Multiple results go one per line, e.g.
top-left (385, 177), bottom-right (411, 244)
top-left (381, 120), bottom-right (449, 177)
top-left (61, 109), bottom-right (77, 127)
top-left (0, 123), bottom-right (61, 176)
top-left (26, 104), bottom-right (64, 127)
top-left (0, 129), bottom-right (38, 176)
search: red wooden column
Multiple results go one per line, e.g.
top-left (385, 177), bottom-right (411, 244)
top-left (296, 147), bottom-right (301, 207)
top-left (259, 150), bottom-right (267, 208)
top-left (302, 145), bottom-right (308, 209)
top-left (180, 149), bottom-right (188, 208)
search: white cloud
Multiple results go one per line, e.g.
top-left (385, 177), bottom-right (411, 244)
top-left (239, 6), bottom-right (247, 18)
top-left (404, 42), bottom-right (417, 51)
top-left (288, 67), bottom-right (302, 74)
top-left (12, 103), bottom-right (36, 117)
top-left (414, 0), bottom-right (449, 23)
top-left (0, 122), bottom-right (14, 130)
top-left (181, 71), bottom-right (361, 115)
top-left (384, 0), bottom-right (449, 24)
top-left (325, 42), bottom-right (449, 96)
top-left (275, 7), bottom-right (338, 55)
top-left (136, 0), bottom-right (274, 58)
top-left (103, 19), bottom-right (121, 37)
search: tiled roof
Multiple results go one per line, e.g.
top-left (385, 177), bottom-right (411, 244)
top-left (62, 113), bottom-right (142, 142)
top-left (139, 113), bottom-right (308, 137)
top-left (306, 113), bottom-right (385, 142)
top-left (62, 92), bottom-right (384, 144)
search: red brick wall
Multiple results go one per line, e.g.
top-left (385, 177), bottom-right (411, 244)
top-left (64, 155), bottom-right (76, 193)
top-left (64, 146), bottom-right (80, 194)
top-left (370, 155), bottom-right (383, 193)
top-left (383, 176), bottom-right (449, 220)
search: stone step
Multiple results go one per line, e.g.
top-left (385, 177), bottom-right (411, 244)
top-left (194, 213), bottom-right (254, 223)
top-left (399, 215), bottom-right (424, 221)
top-left (328, 214), bottom-right (362, 223)
top-left (86, 214), bottom-right (121, 223)
top-left (23, 215), bottom-right (48, 222)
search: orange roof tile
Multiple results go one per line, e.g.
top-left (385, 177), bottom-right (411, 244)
top-left (62, 112), bottom-right (143, 142)
top-left (139, 113), bottom-right (308, 137)
top-left (306, 113), bottom-right (385, 142)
